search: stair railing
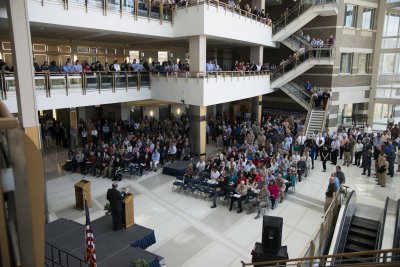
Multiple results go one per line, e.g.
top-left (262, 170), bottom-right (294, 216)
top-left (321, 96), bottom-right (331, 132)
top-left (271, 46), bottom-right (334, 82)
top-left (376, 197), bottom-right (390, 262)
top-left (272, 0), bottom-right (338, 35)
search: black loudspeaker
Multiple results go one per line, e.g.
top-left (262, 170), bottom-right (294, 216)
top-left (262, 216), bottom-right (283, 255)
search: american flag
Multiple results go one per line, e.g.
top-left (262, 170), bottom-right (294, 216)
top-left (84, 199), bottom-right (97, 267)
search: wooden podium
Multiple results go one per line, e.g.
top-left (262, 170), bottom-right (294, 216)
top-left (122, 193), bottom-right (134, 228)
top-left (74, 179), bottom-right (92, 209)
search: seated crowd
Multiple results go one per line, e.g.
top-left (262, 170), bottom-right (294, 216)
top-left (175, 109), bottom-right (315, 219)
top-left (62, 115), bottom-right (192, 180)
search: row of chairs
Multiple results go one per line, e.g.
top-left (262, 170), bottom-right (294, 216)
top-left (172, 176), bottom-right (218, 198)
top-left (171, 176), bottom-right (281, 212)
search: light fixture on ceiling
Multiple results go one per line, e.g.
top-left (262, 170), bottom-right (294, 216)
top-left (40, 27), bottom-right (45, 30)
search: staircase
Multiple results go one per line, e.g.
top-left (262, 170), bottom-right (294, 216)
top-left (281, 33), bottom-right (311, 52)
top-left (342, 216), bottom-right (379, 263)
top-left (271, 48), bottom-right (334, 89)
top-left (272, 0), bottom-right (339, 42)
top-left (279, 81), bottom-right (311, 111)
top-left (305, 109), bottom-right (325, 137)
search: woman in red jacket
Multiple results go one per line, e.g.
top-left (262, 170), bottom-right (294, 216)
top-left (267, 179), bottom-right (280, 209)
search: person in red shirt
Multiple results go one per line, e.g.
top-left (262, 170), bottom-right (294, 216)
top-left (236, 172), bottom-right (247, 186)
top-left (267, 179), bottom-right (280, 209)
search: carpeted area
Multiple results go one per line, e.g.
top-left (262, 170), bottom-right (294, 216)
top-left (45, 217), bottom-right (162, 267)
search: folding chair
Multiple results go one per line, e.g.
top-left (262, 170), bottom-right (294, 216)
top-left (172, 176), bottom-right (184, 191)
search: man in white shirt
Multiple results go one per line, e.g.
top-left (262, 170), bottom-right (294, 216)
top-left (210, 167), bottom-right (220, 182)
top-left (297, 133), bottom-right (307, 156)
top-left (353, 139), bottom-right (364, 167)
top-left (315, 134), bottom-right (325, 160)
top-left (196, 157), bottom-right (206, 173)
top-left (113, 60), bottom-right (121, 72)
top-left (364, 124), bottom-right (372, 135)
top-left (168, 144), bottom-right (177, 163)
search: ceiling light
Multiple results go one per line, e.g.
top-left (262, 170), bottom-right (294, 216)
top-left (40, 27), bottom-right (45, 30)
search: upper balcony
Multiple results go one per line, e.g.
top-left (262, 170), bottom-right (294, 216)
top-left (174, 1), bottom-right (274, 47)
top-left (1, 70), bottom-right (272, 111)
top-left (150, 71), bottom-right (272, 106)
top-left (18, 0), bottom-right (274, 47)
top-left (1, 72), bottom-right (151, 113)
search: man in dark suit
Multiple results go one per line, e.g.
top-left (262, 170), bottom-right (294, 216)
top-left (106, 182), bottom-right (123, 231)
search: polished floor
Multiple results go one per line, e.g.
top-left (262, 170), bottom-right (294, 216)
top-left (44, 143), bottom-right (399, 267)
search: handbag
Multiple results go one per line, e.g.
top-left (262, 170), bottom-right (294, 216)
top-left (378, 166), bottom-right (386, 173)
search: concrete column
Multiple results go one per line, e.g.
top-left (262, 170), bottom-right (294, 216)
top-left (6, 1), bottom-right (44, 267)
top-left (250, 46), bottom-right (264, 65)
top-left (189, 35), bottom-right (207, 74)
top-left (189, 105), bottom-right (207, 156)
top-left (252, 0), bottom-right (265, 11)
top-left (252, 96), bottom-right (263, 124)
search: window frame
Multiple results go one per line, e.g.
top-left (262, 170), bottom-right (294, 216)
top-left (358, 53), bottom-right (370, 74)
top-left (361, 8), bottom-right (374, 30)
top-left (344, 4), bottom-right (357, 28)
top-left (340, 53), bottom-right (353, 74)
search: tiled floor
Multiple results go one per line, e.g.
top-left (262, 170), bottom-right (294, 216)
top-left (44, 144), bottom-right (399, 267)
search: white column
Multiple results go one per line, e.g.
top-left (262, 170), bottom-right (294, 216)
top-left (6, 1), bottom-right (44, 267)
top-left (250, 46), bottom-right (264, 65)
top-left (189, 35), bottom-right (207, 74)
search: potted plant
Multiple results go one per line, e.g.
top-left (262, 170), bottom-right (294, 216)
top-left (104, 202), bottom-right (112, 215)
top-left (131, 258), bottom-right (148, 267)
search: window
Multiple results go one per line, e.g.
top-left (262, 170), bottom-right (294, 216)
top-left (158, 51), bottom-right (168, 63)
top-left (358, 54), bottom-right (370, 74)
top-left (129, 50), bottom-right (139, 62)
top-left (384, 13), bottom-right (400, 37)
top-left (344, 4), bottom-right (357, 27)
top-left (362, 8), bottom-right (374, 30)
top-left (340, 53), bottom-right (353, 74)
top-left (380, 53), bottom-right (395, 74)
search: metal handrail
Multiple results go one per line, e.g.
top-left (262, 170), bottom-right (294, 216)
top-left (52, 0), bottom-right (173, 22)
top-left (321, 97), bottom-right (331, 132)
top-left (272, 0), bottom-right (338, 35)
top-left (0, 71), bottom-right (150, 99)
top-left (333, 191), bottom-right (357, 259)
top-left (271, 47), bottom-right (334, 82)
top-left (376, 197), bottom-right (390, 255)
top-left (241, 248), bottom-right (400, 266)
top-left (45, 241), bottom-right (86, 267)
top-left (176, 0), bottom-right (271, 25)
top-left (394, 200), bottom-right (400, 261)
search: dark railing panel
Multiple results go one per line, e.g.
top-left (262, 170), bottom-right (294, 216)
top-left (333, 191), bottom-right (357, 257)
top-left (393, 200), bottom-right (400, 261)
top-left (375, 197), bottom-right (390, 262)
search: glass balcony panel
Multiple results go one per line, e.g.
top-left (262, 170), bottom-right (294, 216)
top-left (49, 75), bottom-right (67, 90)
top-left (115, 74), bottom-right (127, 88)
top-left (127, 73), bottom-right (138, 87)
top-left (67, 75), bottom-right (83, 89)
top-left (86, 74), bottom-right (99, 90)
top-left (34, 76), bottom-right (46, 91)
top-left (100, 74), bottom-right (113, 89)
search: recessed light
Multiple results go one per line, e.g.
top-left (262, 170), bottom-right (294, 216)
top-left (40, 27), bottom-right (45, 30)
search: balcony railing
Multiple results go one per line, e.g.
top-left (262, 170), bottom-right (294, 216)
top-left (0, 71), bottom-right (150, 99)
top-left (177, 0), bottom-right (271, 25)
top-left (155, 70), bottom-right (271, 81)
top-left (41, 0), bottom-right (173, 23)
top-left (271, 47), bottom-right (334, 81)
top-left (272, 0), bottom-right (338, 35)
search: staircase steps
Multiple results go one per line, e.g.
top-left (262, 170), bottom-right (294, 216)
top-left (343, 216), bottom-right (379, 262)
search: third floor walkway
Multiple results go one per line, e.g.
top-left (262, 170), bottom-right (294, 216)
top-left (6, 0), bottom-right (275, 47)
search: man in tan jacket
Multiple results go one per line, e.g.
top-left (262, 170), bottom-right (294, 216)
top-left (377, 153), bottom-right (389, 187)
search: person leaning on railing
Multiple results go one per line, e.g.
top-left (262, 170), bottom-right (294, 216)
top-left (324, 174), bottom-right (338, 212)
